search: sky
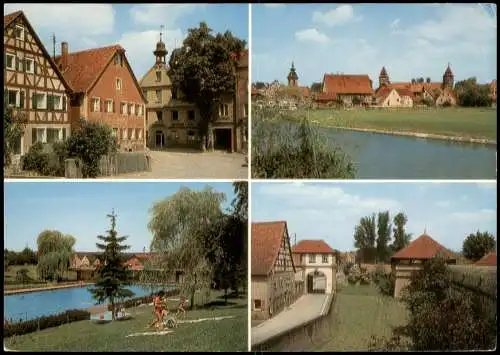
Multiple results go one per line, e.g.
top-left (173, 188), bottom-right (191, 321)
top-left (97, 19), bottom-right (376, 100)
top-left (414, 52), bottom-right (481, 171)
top-left (4, 3), bottom-right (249, 81)
top-left (4, 182), bottom-right (236, 252)
top-left (251, 182), bottom-right (497, 253)
top-left (252, 4), bottom-right (497, 87)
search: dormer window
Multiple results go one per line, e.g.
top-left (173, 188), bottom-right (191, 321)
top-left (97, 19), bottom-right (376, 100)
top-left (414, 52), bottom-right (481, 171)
top-left (114, 53), bottom-right (123, 66)
top-left (14, 25), bottom-right (24, 40)
top-left (156, 71), bottom-right (161, 82)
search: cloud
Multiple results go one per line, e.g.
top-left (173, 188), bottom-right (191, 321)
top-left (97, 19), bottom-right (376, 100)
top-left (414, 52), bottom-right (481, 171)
top-left (129, 4), bottom-right (203, 27)
top-left (312, 5), bottom-right (363, 27)
top-left (119, 28), bottom-right (185, 79)
top-left (4, 3), bottom-right (115, 38)
top-left (390, 18), bottom-right (400, 29)
top-left (295, 28), bottom-right (330, 44)
top-left (263, 4), bottom-right (285, 8)
top-left (449, 209), bottom-right (496, 223)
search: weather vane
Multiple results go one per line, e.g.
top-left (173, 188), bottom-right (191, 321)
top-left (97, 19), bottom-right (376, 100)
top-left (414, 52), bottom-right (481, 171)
top-left (160, 25), bottom-right (164, 42)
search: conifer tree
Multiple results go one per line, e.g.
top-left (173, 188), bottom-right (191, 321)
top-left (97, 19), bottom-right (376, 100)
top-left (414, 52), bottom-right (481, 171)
top-left (89, 210), bottom-right (134, 319)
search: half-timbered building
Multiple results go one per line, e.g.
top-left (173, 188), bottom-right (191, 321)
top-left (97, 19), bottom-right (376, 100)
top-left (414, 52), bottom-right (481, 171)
top-left (4, 11), bottom-right (73, 156)
top-left (55, 43), bottom-right (147, 151)
top-left (251, 221), bottom-right (304, 320)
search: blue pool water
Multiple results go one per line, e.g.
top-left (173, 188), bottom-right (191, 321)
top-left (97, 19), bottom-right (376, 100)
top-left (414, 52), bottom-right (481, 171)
top-left (4, 285), bottom-right (170, 322)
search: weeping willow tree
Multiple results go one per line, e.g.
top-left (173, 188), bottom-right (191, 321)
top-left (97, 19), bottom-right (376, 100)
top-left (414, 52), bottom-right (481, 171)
top-left (36, 230), bottom-right (76, 282)
top-left (143, 186), bottom-right (226, 309)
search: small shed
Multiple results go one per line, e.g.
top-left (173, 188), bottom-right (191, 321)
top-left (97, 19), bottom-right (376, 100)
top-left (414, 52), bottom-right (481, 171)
top-left (391, 233), bottom-right (456, 298)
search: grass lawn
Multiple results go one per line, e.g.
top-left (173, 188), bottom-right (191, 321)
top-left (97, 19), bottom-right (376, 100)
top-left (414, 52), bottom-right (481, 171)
top-left (312, 284), bottom-right (409, 351)
top-left (4, 290), bottom-right (248, 352)
top-left (295, 107), bottom-right (497, 141)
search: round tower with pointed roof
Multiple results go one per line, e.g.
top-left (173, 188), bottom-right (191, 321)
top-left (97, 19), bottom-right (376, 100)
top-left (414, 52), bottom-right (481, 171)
top-left (443, 63), bottom-right (454, 89)
top-left (154, 28), bottom-right (168, 66)
top-left (287, 61), bottom-right (298, 87)
top-left (379, 66), bottom-right (390, 87)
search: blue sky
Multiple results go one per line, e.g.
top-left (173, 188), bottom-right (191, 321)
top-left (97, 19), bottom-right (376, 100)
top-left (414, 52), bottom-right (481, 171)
top-left (4, 4), bottom-right (248, 80)
top-left (4, 182), bottom-right (236, 252)
top-left (252, 4), bottom-right (497, 86)
top-left (252, 182), bottom-right (497, 252)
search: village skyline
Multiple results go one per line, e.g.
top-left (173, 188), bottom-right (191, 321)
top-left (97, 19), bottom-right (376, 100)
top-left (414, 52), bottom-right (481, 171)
top-left (252, 4), bottom-right (497, 86)
top-left (3, 3), bottom-right (249, 80)
top-left (251, 182), bottom-right (497, 252)
top-left (4, 182), bottom-right (236, 252)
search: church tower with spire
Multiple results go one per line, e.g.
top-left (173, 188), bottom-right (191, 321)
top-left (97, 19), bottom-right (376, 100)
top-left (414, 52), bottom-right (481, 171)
top-left (443, 63), bottom-right (454, 89)
top-left (287, 62), bottom-right (298, 87)
top-left (379, 66), bottom-right (390, 87)
top-left (154, 27), bottom-right (168, 67)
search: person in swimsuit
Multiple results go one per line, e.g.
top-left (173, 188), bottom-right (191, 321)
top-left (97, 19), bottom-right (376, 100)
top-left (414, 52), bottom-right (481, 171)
top-left (148, 294), bottom-right (165, 330)
top-left (176, 295), bottom-right (188, 319)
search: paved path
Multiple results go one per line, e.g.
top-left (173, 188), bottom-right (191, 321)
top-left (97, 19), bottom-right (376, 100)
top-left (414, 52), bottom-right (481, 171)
top-left (115, 150), bottom-right (248, 179)
top-left (251, 293), bottom-right (333, 347)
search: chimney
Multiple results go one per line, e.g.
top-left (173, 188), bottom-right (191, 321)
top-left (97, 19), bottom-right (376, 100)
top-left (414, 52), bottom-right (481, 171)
top-left (61, 42), bottom-right (68, 69)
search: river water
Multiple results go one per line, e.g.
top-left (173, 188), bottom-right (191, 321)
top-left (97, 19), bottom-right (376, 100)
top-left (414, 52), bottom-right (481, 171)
top-left (320, 128), bottom-right (496, 179)
top-left (4, 285), bottom-right (169, 322)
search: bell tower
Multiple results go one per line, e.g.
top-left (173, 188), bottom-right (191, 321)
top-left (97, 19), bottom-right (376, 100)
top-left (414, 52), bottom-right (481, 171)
top-left (287, 61), bottom-right (298, 87)
top-left (153, 25), bottom-right (168, 66)
top-left (443, 63), bottom-right (454, 89)
top-left (379, 66), bottom-right (390, 87)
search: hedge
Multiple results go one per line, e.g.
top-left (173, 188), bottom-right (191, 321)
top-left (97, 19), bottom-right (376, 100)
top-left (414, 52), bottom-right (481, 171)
top-left (4, 309), bottom-right (90, 338)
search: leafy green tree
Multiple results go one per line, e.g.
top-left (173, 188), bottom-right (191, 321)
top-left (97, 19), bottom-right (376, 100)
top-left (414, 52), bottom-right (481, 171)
top-left (353, 214), bottom-right (377, 263)
top-left (3, 107), bottom-right (27, 167)
top-left (168, 22), bottom-right (246, 151)
top-left (16, 268), bottom-right (31, 284)
top-left (89, 210), bottom-right (134, 320)
top-left (146, 186), bottom-right (226, 308)
top-left (37, 230), bottom-right (76, 281)
top-left (376, 211), bottom-right (392, 263)
top-left (391, 212), bottom-right (411, 253)
top-left (66, 119), bottom-right (117, 178)
top-left (462, 231), bottom-right (496, 261)
top-left (455, 78), bottom-right (491, 107)
top-left (232, 181), bottom-right (248, 220)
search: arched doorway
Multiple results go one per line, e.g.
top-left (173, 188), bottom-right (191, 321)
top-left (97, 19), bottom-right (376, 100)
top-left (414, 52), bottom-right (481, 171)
top-left (306, 270), bottom-right (326, 294)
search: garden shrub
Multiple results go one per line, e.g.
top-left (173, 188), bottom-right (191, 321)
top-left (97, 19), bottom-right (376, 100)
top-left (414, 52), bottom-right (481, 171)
top-left (343, 262), bottom-right (354, 276)
top-left (371, 267), bottom-right (396, 297)
top-left (4, 309), bottom-right (90, 338)
top-left (21, 142), bottom-right (66, 177)
top-left (347, 274), bottom-right (359, 285)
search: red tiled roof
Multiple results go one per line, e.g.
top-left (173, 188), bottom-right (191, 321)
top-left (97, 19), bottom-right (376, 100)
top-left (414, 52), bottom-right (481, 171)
top-left (252, 221), bottom-right (289, 276)
top-left (375, 86), bottom-right (393, 102)
top-left (4, 10), bottom-right (22, 27)
top-left (475, 252), bottom-right (496, 266)
top-left (323, 74), bottom-right (374, 95)
top-left (395, 88), bottom-right (414, 98)
top-left (392, 233), bottom-right (456, 260)
top-left (55, 45), bottom-right (123, 93)
top-left (292, 240), bottom-right (335, 254)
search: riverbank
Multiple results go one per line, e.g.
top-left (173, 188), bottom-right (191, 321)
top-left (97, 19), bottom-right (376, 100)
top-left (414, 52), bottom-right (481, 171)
top-left (292, 107), bottom-right (497, 143)
top-left (327, 126), bottom-right (497, 146)
top-left (4, 282), bottom-right (94, 295)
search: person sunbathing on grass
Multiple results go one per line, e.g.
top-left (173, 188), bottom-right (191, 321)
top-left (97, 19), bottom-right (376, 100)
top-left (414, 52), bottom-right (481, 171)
top-left (176, 295), bottom-right (188, 319)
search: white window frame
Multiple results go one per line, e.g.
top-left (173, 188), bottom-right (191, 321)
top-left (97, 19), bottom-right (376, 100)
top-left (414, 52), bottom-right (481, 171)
top-left (24, 57), bottom-right (34, 74)
top-left (34, 128), bottom-right (47, 144)
top-left (121, 102), bottom-right (127, 115)
top-left (322, 254), bottom-right (328, 264)
top-left (116, 78), bottom-right (122, 90)
top-left (130, 103), bottom-right (135, 116)
top-left (309, 254), bottom-right (316, 264)
top-left (46, 128), bottom-right (64, 143)
top-left (91, 97), bottom-right (100, 112)
top-left (7, 88), bottom-right (20, 107)
top-left (34, 92), bottom-right (47, 110)
top-left (112, 128), bottom-right (118, 137)
top-left (138, 128), bottom-right (143, 139)
top-left (106, 99), bottom-right (113, 113)
top-left (6, 53), bottom-right (16, 71)
top-left (122, 128), bottom-right (127, 140)
top-left (15, 25), bottom-right (25, 41)
top-left (52, 94), bottom-right (63, 110)
top-left (131, 128), bottom-right (136, 140)
top-left (219, 103), bottom-right (229, 117)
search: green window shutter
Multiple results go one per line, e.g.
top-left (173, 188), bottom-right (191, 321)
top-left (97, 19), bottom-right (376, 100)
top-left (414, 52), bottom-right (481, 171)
top-left (63, 96), bottom-right (67, 111)
top-left (33, 61), bottom-right (37, 74)
top-left (20, 91), bottom-right (25, 109)
top-left (32, 93), bottom-right (37, 109)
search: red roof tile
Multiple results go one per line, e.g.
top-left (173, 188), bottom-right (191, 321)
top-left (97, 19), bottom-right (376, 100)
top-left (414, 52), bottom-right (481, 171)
top-left (323, 74), bottom-right (374, 95)
top-left (392, 233), bottom-right (456, 260)
top-left (252, 221), bottom-right (291, 276)
top-left (292, 240), bottom-right (335, 254)
top-left (475, 252), bottom-right (496, 266)
top-left (4, 10), bottom-right (22, 27)
top-left (395, 88), bottom-right (414, 98)
top-left (55, 45), bottom-right (123, 93)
